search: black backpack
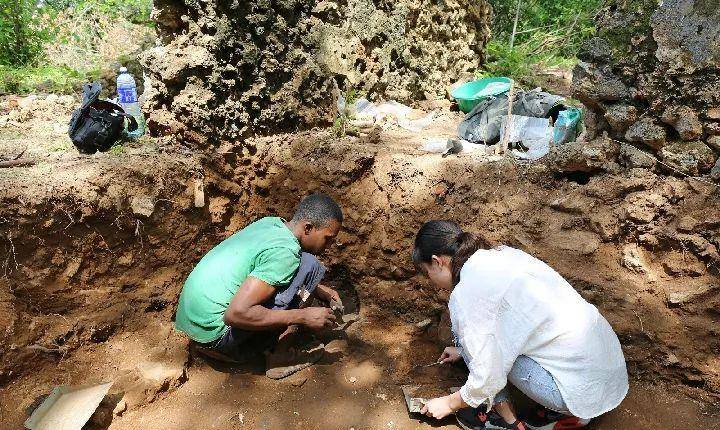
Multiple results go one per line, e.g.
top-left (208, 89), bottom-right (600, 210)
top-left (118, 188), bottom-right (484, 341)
top-left (68, 82), bottom-right (138, 154)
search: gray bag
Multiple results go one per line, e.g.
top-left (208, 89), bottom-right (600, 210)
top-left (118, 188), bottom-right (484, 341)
top-left (458, 88), bottom-right (565, 145)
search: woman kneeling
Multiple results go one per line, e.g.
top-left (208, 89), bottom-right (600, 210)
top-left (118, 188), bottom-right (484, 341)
top-left (413, 220), bottom-right (628, 430)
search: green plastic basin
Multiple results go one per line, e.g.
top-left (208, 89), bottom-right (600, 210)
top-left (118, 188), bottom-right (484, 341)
top-left (451, 77), bottom-right (513, 113)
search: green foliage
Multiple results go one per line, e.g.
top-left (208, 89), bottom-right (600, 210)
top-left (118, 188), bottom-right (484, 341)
top-left (488, 0), bottom-right (601, 55)
top-left (0, 64), bottom-right (98, 94)
top-left (0, 0), bottom-right (153, 95)
top-left (0, 0), bottom-right (51, 66)
top-left (108, 144), bottom-right (125, 155)
top-left (478, 0), bottom-right (602, 85)
top-left (44, 0), bottom-right (153, 25)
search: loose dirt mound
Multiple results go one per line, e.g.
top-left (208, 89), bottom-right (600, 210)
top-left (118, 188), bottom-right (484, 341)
top-left (1, 96), bottom-right (719, 428)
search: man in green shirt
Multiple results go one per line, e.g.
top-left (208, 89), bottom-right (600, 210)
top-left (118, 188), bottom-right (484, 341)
top-left (175, 193), bottom-right (343, 377)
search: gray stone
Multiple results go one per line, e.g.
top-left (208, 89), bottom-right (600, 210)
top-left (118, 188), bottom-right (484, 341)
top-left (604, 104), bottom-right (638, 133)
top-left (625, 118), bottom-right (667, 150)
top-left (142, 0), bottom-right (493, 145)
top-left (577, 37), bottom-right (613, 63)
top-left (619, 143), bottom-right (657, 169)
top-left (659, 141), bottom-right (716, 175)
top-left (706, 136), bottom-right (720, 153)
top-left (545, 137), bottom-right (620, 174)
top-left (661, 105), bottom-right (703, 141)
top-left (712, 158), bottom-right (720, 182)
top-left (651, 0), bottom-right (720, 68)
top-left (572, 62), bottom-right (630, 109)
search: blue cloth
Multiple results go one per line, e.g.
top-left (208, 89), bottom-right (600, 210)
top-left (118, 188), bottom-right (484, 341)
top-left (493, 355), bottom-right (570, 414)
top-left (265, 252), bottom-right (325, 310)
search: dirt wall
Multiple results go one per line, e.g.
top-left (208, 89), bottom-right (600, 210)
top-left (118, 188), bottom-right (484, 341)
top-left (140, 0), bottom-right (491, 146)
top-left (572, 0), bottom-right (720, 178)
top-left (2, 129), bottom-right (719, 412)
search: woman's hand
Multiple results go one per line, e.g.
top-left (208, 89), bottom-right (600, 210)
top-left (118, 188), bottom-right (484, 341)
top-left (420, 392), bottom-right (467, 420)
top-left (421, 395), bottom-right (457, 419)
top-left (438, 346), bottom-right (462, 363)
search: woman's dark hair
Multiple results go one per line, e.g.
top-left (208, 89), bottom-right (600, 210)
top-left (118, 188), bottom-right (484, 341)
top-left (412, 220), bottom-right (487, 285)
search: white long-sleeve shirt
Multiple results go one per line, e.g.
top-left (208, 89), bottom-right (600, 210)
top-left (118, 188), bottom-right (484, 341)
top-left (451, 246), bottom-right (628, 419)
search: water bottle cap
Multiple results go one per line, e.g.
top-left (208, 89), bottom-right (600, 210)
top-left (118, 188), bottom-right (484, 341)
top-left (119, 67), bottom-right (128, 73)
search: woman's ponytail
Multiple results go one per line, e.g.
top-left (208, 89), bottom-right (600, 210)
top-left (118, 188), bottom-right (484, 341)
top-left (450, 232), bottom-right (483, 285)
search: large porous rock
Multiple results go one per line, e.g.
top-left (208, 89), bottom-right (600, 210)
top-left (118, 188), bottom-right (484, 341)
top-left (661, 105), bottom-right (703, 141)
top-left (604, 104), bottom-right (638, 134)
top-left (572, 0), bottom-right (720, 154)
top-left (141, 0), bottom-right (491, 146)
top-left (625, 118), bottom-right (667, 150)
top-left (659, 141), bottom-right (717, 175)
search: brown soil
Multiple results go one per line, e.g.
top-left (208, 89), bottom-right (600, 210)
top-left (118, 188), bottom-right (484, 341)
top-left (1, 96), bottom-right (719, 429)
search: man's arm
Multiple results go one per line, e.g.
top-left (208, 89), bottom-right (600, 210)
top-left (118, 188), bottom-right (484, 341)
top-left (223, 276), bottom-right (336, 330)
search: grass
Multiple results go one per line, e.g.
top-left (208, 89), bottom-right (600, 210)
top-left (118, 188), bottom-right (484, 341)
top-left (108, 144), bottom-right (125, 155)
top-left (0, 64), bottom-right (99, 95)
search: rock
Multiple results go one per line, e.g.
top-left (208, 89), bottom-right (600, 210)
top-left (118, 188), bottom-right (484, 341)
top-left (113, 398), bottom-right (127, 416)
top-left (577, 37), bottom-right (613, 63)
top-left (589, 211), bottom-right (620, 241)
top-left (667, 285), bottom-right (719, 307)
top-left (712, 158), bottom-right (720, 182)
top-left (553, 231), bottom-right (600, 256)
top-left (604, 104), bottom-right (638, 133)
top-left (572, 62), bottom-right (630, 109)
top-left (664, 353), bottom-right (680, 366)
top-left (415, 318), bottom-right (432, 329)
top-left (349, 376), bottom-right (357, 384)
top-left (619, 143), bottom-right (656, 169)
top-left (708, 108), bottom-right (720, 120)
top-left (625, 118), bottom-right (667, 150)
top-left (659, 141), bottom-right (716, 176)
top-left (130, 195), bottom-right (155, 217)
top-left (660, 106), bottom-right (703, 141)
top-left (141, 0), bottom-right (492, 145)
top-left (325, 339), bottom-right (350, 356)
top-left (623, 192), bottom-right (667, 224)
top-left (706, 136), bottom-right (720, 153)
top-left (621, 244), bottom-right (650, 274)
top-left (545, 137), bottom-right (620, 174)
top-left (677, 216), bottom-right (698, 232)
top-left (661, 251), bottom-right (706, 277)
top-left (706, 122), bottom-right (720, 136)
top-left (193, 179), bottom-right (205, 208)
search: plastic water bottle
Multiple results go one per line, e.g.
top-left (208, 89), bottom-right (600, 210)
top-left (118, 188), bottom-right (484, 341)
top-left (117, 67), bottom-right (145, 138)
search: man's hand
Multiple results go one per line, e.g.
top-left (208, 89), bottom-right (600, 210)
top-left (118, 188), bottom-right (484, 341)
top-left (315, 284), bottom-right (341, 303)
top-left (438, 346), bottom-right (462, 364)
top-left (420, 396), bottom-right (455, 419)
top-left (301, 307), bottom-right (337, 330)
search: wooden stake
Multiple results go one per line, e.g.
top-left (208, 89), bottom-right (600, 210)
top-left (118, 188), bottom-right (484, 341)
top-left (498, 81), bottom-right (515, 155)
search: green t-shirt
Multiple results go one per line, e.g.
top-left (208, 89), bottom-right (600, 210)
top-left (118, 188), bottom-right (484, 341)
top-left (175, 217), bottom-right (301, 343)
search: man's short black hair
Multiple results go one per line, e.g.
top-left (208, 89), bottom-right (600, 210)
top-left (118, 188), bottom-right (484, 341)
top-left (291, 193), bottom-right (343, 227)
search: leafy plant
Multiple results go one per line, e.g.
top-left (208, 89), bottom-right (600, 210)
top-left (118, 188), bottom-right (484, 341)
top-left (479, 0), bottom-right (603, 85)
top-left (0, 0), bottom-right (50, 66)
